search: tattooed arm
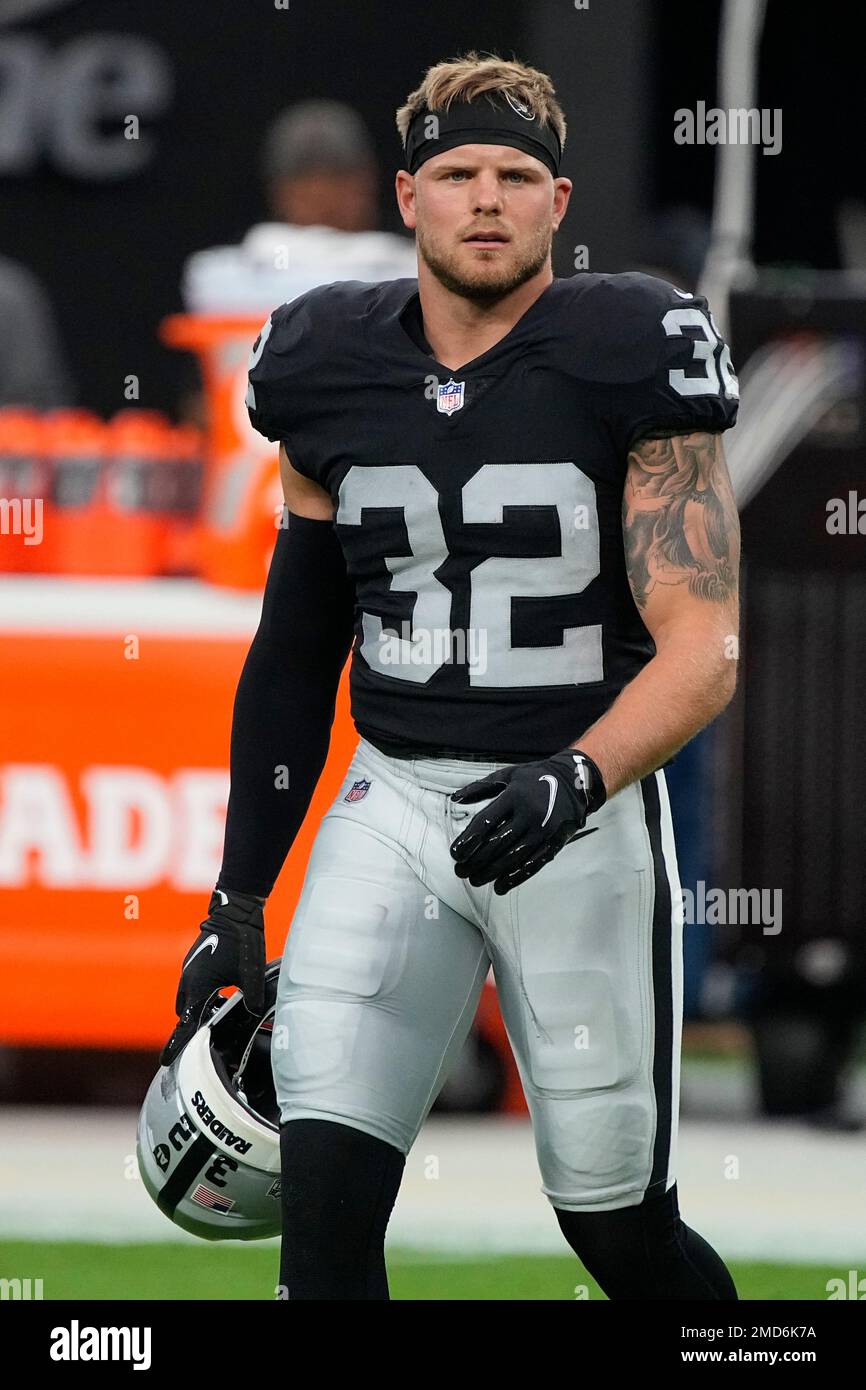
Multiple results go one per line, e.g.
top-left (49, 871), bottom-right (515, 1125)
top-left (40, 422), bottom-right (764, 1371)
top-left (570, 429), bottom-right (741, 796)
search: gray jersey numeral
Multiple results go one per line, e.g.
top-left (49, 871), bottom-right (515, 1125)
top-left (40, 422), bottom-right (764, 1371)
top-left (461, 462), bottom-right (601, 687)
top-left (662, 306), bottom-right (739, 401)
top-left (338, 461), bottom-right (603, 688)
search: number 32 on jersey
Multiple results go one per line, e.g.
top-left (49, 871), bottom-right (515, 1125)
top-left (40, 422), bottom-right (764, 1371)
top-left (338, 461), bottom-right (602, 690)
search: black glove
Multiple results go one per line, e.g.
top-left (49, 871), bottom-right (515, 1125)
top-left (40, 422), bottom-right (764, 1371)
top-left (449, 749), bottom-right (606, 895)
top-left (159, 885), bottom-right (267, 1067)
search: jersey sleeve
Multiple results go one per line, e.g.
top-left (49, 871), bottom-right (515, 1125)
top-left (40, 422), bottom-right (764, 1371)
top-left (602, 273), bottom-right (740, 457)
top-left (245, 294), bottom-right (313, 450)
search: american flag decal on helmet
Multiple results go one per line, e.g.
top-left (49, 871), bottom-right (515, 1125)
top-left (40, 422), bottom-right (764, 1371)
top-left (191, 1185), bottom-right (235, 1213)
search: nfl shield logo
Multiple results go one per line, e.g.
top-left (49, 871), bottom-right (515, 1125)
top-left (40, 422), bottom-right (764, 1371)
top-left (344, 777), bottom-right (371, 803)
top-left (437, 378), bottom-right (465, 416)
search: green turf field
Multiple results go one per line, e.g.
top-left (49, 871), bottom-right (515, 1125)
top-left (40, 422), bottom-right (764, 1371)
top-left (0, 1242), bottom-right (841, 1300)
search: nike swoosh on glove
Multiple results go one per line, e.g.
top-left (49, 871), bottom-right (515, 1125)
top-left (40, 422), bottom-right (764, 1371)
top-left (449, 749), bottom-right (606, 895)
top-left (159, 886), bottom-right (267, 1067)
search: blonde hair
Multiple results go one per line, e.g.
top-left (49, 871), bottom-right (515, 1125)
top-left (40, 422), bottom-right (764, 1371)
top-left (396, 50), bottom-right (566, 156)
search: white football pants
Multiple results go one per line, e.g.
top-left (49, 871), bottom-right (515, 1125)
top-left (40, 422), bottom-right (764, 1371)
top-left (271, 736), bottom-right (683, 1211)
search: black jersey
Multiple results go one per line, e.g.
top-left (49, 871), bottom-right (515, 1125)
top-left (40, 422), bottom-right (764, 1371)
top-left (246, 272), bottom-right (738, 760)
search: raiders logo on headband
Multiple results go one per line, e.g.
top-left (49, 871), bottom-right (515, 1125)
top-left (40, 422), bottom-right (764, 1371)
top-left (504, 92), bottom-right (536, 122)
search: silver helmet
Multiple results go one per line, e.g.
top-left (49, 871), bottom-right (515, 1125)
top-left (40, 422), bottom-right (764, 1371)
top-left (137, 960), bottom-right (282, 1240)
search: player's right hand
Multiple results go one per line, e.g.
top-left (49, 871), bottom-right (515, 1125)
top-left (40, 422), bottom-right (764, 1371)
top-left (159, 886), bottom-right (267, 1068)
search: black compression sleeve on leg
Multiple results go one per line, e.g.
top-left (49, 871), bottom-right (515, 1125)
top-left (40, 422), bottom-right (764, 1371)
top-left (217, 515), bottom-right (355, 898)
top-left (278, 1119), bottom-right (405, 1300)
top-left (555, 1183), bottom-right (738, 1300)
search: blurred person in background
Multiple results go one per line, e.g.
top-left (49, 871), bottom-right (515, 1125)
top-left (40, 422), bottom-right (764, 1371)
top-left (0, 252), bottom-right (73, 409)
top-left (177, 100), bottom-right (415, 426)
top-left (260, 99), bottom-right (379, 232)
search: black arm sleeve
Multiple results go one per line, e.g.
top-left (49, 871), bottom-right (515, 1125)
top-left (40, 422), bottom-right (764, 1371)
top-left (217, 513), bottom-right (355, 898)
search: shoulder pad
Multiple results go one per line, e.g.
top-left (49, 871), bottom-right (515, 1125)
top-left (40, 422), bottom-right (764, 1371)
top-left (575, 271), bottom-right (740, 453)
top-left (245, 280), bottom-right (375, 443)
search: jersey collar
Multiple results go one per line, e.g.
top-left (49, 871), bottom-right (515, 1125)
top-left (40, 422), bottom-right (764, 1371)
top-left (375, 276), bottom-right (563, 378)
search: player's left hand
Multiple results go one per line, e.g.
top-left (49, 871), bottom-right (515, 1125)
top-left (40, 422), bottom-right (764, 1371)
top-left (448, 749), bottom-right (607, 895)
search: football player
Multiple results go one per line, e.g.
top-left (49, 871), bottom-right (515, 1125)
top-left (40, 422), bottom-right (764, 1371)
top-left (163, 51), bottom-right (741, 1300)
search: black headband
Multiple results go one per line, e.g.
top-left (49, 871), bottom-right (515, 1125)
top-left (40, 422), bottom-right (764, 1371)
top-left (405, 93), bottom-right (562, 178)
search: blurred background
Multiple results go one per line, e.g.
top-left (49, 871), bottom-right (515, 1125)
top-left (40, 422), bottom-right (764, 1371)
top-left (1, 0), bottom-right (864, 1299)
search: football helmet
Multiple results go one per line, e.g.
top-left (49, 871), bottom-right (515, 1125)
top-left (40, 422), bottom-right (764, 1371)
top-left (137, 959), bottom-right (282, 1240)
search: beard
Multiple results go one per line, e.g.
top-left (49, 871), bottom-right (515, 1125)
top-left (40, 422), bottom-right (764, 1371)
top-left (416, 219), bottom-right (554, 305)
